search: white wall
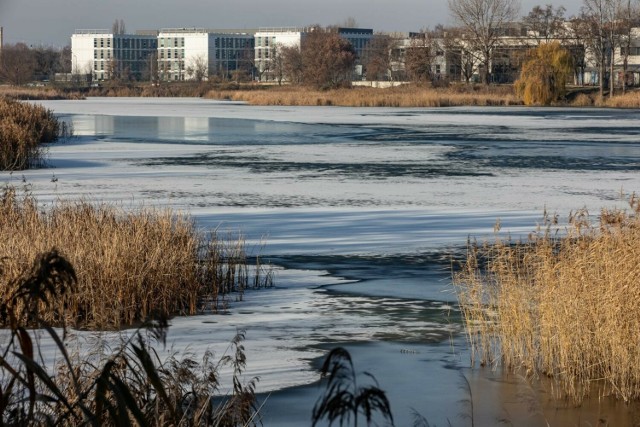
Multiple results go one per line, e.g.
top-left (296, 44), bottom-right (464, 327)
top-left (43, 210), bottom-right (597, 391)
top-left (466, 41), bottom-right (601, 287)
top-left (71, 34), bottom-right (98, 75)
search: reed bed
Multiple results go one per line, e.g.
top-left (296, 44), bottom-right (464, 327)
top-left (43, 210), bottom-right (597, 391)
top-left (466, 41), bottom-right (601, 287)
top-left (0, 251), bottom-right (260, 425)
top-left (206, 84), bottom-right (522, 107)
top-left (0, 187), bottom-right (272, 329)
top-left (454, 201), bottom-right (640, 403)
top-left (0, 97), bottom-right (71, 170)
top-left (599, 90), bottom-right (640, 108)
top-left (0, 85), bottom-right (84, 100)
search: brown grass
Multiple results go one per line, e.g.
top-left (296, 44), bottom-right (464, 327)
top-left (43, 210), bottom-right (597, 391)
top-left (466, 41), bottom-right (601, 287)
top-left (598, 90), bottom-right (640, 108)
top-left (206, 84), bottom-right (522, 107)
top-left (454, 199), bottom-right (640, 403)
top-left (0, 85), bottom-right (84, 100)
top-left (0, 97), bottom-right (72, 170)
top-left (0, 187), bottom-right (271, 329)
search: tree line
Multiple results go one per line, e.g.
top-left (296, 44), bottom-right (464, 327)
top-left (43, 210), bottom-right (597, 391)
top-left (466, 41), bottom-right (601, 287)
top-left (0, 44), bottom-right (71, 85)
top-left (3, 0), bottom-right (640, 95)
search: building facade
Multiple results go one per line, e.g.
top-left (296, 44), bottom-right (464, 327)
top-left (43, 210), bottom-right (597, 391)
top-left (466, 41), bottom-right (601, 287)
top-left (254, 27), bottom-right (307, 81)
top-left (157, 29), bottom-right (254, 81)
top-left (71, 30), bottom-right (157, 81)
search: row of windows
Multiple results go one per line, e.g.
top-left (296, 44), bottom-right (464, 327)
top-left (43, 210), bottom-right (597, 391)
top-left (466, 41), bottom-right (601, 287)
top-left (93, 38), bottom-right (155, 49)
top-left (214, 37), bottom-right (252, 49)
top-left (94, 49), bottom-right (151, 60)
top-left (255, 37), bottom-right (277, 47)
top-left (159, 49), bottom-right (185, 59)
top-left (621, 47), bottom-right (640, 56)
top-left (158, 61), bottom-right (186, 71)
top-left (159, 37), bottom-right (185, 48)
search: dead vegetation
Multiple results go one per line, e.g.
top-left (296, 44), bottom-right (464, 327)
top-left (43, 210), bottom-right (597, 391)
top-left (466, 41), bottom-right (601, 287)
top-left (454, 196), bottom-right (640, 403)
top-left (0, 249), bottom-right (261, 425)
top-left (0, 98), bottom-right (72, 170)
top-left (0, 186), bottom-right (272, 330)
top-left (206, 84), bottom-right (522, 107)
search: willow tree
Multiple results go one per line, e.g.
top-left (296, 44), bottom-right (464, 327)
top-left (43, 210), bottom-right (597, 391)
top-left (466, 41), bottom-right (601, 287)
top-left (515, 42), bottom-right (573, 105)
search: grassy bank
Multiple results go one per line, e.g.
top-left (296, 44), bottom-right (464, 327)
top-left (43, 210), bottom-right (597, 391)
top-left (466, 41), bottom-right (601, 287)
top-left (0, 98), bottom-right (71, 170)
top-left (454, 200), bottom-right (640, 403)
top-left (0, 187), bottom-right (271, 329)
top-left (206, 84), bottom-right (522, 107)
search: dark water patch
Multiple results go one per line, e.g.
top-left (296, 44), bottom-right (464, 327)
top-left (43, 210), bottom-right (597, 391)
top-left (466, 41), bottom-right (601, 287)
top-left (139, 153), bottom-right (493, 179)
top-left (269, 251), bottom-right (465, 281)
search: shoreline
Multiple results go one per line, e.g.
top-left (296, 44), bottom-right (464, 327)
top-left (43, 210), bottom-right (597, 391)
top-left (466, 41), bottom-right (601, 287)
top-left (5, 83), bottom-right (640, 108)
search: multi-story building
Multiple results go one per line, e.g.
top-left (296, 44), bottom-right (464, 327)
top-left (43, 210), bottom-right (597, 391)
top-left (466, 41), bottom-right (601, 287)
top-left (338, 27), bottom-right (373, 60)
top-left (254, 27), bottom-right (373, 82)
top-left (71, 30), bottom-right (158, 81)
top-left (157, 29), bottom-right (254, 81)
top-left (254, 27), bottom-right (307, 81)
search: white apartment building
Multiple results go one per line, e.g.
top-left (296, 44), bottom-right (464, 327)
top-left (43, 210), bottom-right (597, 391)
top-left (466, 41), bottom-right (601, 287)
top-left (254, 27), bottom-right (307, 81)
top-left (157, 29), bottom-right (253, 81)
top-left (71, 30), bottom-right (157, 81)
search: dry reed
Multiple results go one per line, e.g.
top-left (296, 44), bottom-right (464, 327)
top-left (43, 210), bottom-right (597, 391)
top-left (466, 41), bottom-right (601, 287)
top-left (599, 90), bottom-right (640, 108)
top-left (454, 200), bottom-right (640, 403)
top-left (0, 97), bottom-right (71, 170)
top-left (0, 187), bottom-right (271, 329)
top-left (0, 252), bottom-right (261, 425)
top-left (0, 85), bottom-right (85, 100)
top-left (206, 84), bottom-right (522, 107)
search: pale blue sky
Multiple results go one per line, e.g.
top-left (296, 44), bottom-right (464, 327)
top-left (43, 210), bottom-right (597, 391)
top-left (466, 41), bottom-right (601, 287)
top-left (1, 0), bottom-right (582, 48)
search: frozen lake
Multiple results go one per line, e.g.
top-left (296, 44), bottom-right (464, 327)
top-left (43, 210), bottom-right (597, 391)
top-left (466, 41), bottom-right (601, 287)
top-left (10, 97), bottom-right (640, 426)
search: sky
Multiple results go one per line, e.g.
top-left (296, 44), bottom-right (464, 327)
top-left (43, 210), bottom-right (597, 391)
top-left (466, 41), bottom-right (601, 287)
top-left (1, 0), bottom-right (583, 48)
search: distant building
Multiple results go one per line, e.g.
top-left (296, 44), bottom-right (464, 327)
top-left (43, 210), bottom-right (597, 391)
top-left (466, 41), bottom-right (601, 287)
top-left (71, 30), bottom-right (157, 80)
top-left (157, 29), bottom-right (254, 81)
top-left (254, 26), bottom-right (373, 82)
top-left (337, 27), bottom-right (373, 60)
top-left (254, 27), bottom-right (307, 81)
top-left (71, 30), bottom-right (157, 81)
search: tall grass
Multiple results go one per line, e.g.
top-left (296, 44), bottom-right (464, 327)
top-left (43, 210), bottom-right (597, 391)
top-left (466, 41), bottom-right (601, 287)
top-left (0, 186), bottom-right (272, 329)
top-left (206, 85), bottom-right (522, 107)
top-left (0, 249), bottom-right (260, 425)
top-left (454, 199), bottom-right (640, 403)
top-left (0, 97), bottom-right (72, 170)
top-left (0, 86), bottom-right (84, 101)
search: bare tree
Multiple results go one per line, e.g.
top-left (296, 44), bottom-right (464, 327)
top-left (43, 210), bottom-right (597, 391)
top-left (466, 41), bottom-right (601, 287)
top-left (339, 17), bottom-right (359, 28)
top-left (186, 55), bottom-right (208, 82)
top-left (522, 4), bottom-right (567, 45)
top-left (448, 0), bottom-right (520, 84)
top-left (617, 0), bottom-right (639, 93)
top-left (0, 43), bottom-right (36, 85)
top-left (112, 19), bottom-right (126, 35)
top-left (280, 45), bottom-right (304, 84)
top-left (361, 34), bottom-right (396, 81)
top-left (581, 0), bottom-right (617, 97)
top-left (442, 28), bottom-right (478, 82)
top-left (404, 33), bottom-right (436, 83)
top-left (143, 51), bottom-right (159, 84)
top-left (301, 26), bottom-right (356, 89)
